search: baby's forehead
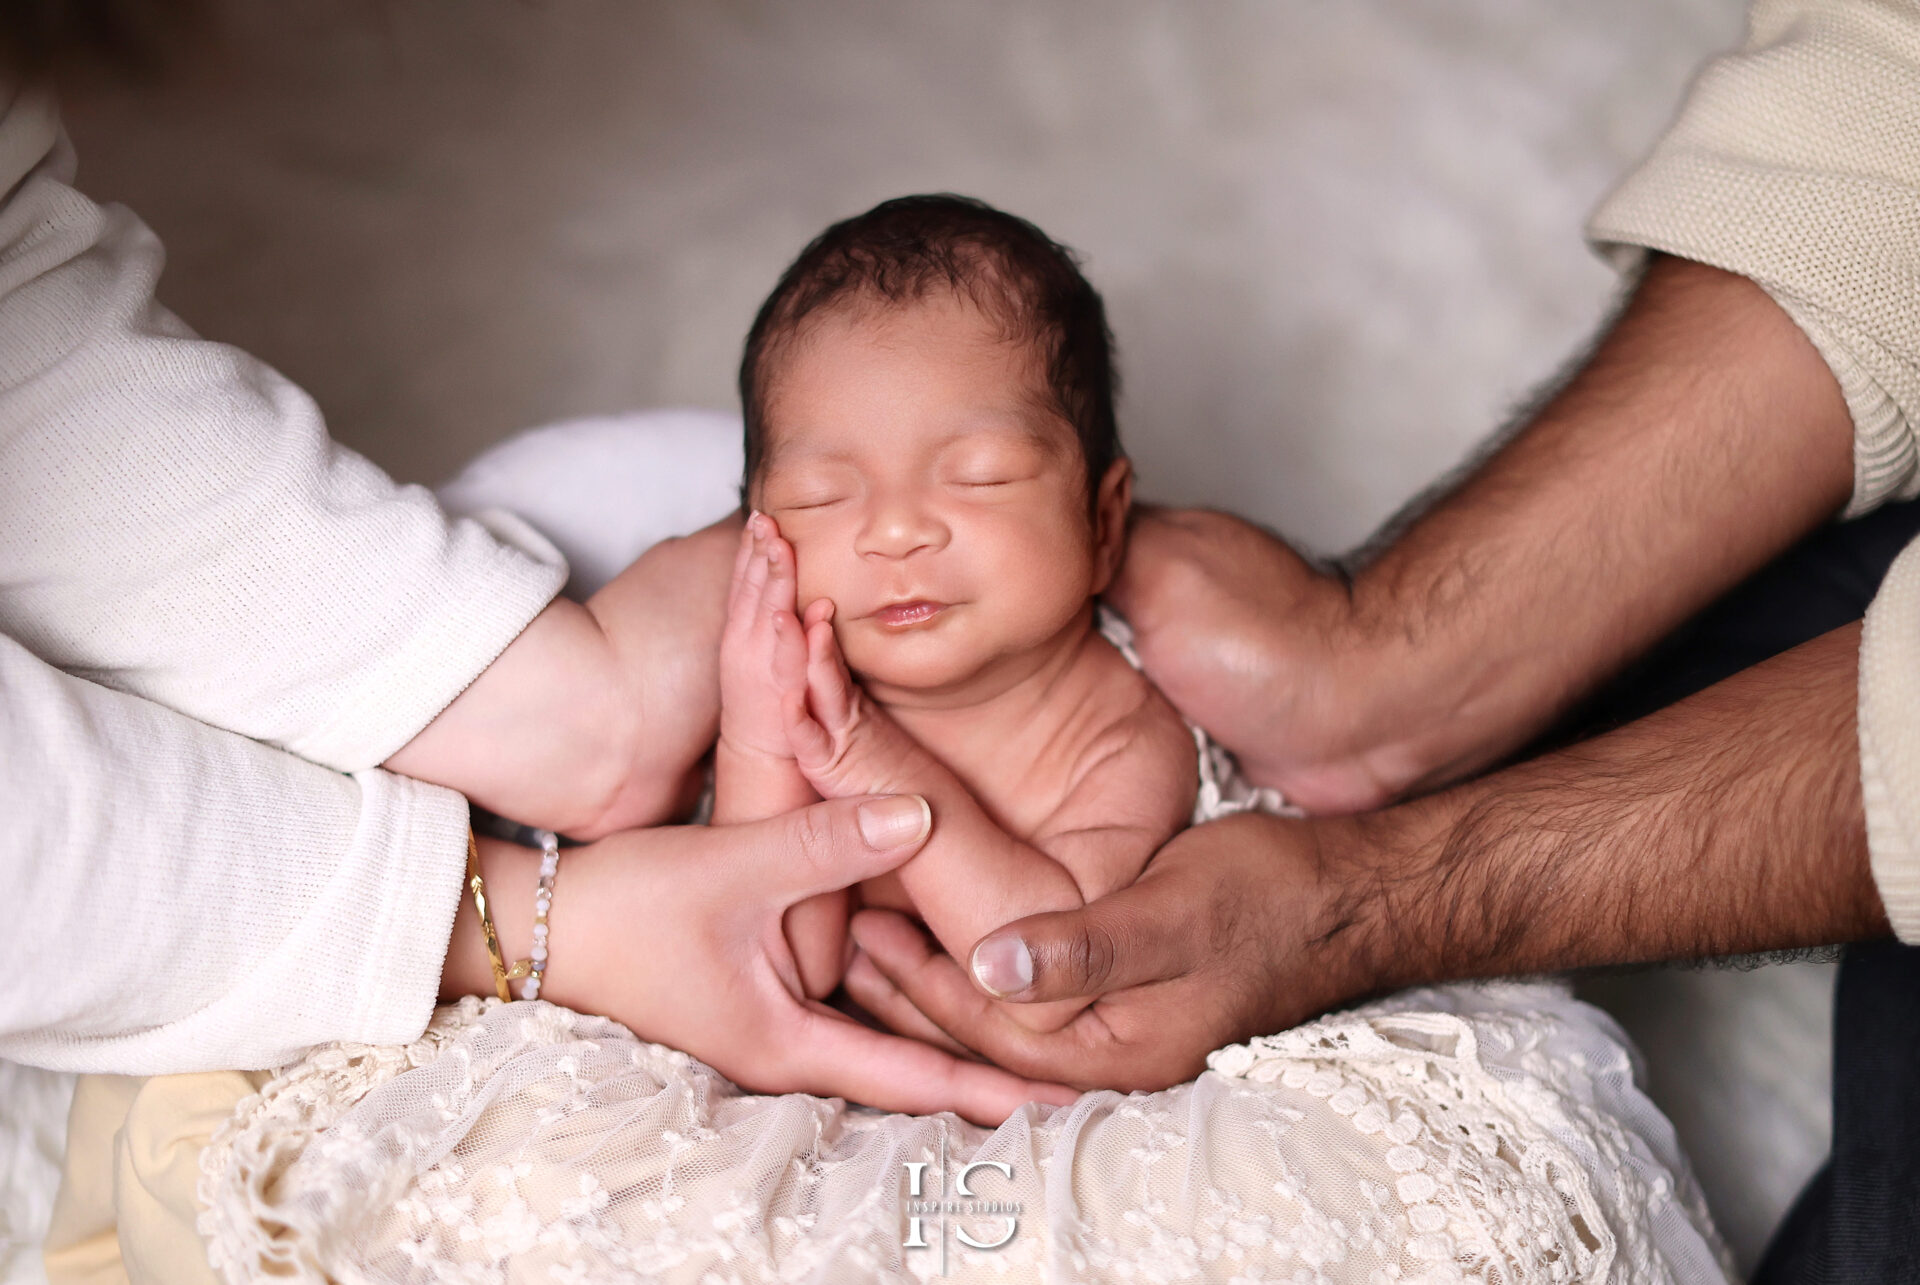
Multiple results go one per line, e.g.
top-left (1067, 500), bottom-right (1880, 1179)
top-left (759, 298), bottom-right (1075, 465)
top-left (761, 406), bottom-right (1071, 472)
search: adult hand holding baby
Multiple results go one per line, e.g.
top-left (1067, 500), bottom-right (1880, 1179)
top-left (444, 792), bottom-right (1077, 1125)
top-left (854, 618), bottom-right (1884, 1095)
top-left (843, 809), bottom-right (1375, 1092)
top-left (1105, 507), bottom-right (1384, 812)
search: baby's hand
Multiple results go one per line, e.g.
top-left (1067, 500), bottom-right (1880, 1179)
top-left (782, 599), bottom-right (857, 781)
top-left (781, 601), bottom-right (942, 797)
top-left (715, 514), bottom-right (848, 1001)
top-left (719, 514), bottom-right (810, 765)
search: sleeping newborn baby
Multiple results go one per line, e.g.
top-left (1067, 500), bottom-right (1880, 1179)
top-left (714, 194), bottom-right (1205, 1033)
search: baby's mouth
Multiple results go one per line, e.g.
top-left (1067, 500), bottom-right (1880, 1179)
top-left (871, 599), bottom-right (949, 630)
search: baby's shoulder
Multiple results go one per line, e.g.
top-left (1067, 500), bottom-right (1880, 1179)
top-left (1026, 640), bottom-right (1198, 899)
top-left (1058, 638), bottom-right (1199, 826)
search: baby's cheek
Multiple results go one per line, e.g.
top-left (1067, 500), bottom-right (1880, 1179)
top-left (778, 533), bottom-right (832, 611)
top-left (792, 564), bottom-right (837, 617)
top-left (992, 523), bottom-right (1097, 615)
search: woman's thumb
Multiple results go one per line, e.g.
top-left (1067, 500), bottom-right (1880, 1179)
top-left (767, 794), bottom-right (932, 901)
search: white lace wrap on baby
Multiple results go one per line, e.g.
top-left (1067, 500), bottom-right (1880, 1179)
top-left (196, 984), bottom-right (1729, 1283)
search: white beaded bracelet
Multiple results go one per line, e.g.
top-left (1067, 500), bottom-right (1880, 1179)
top-left (514, 829), bottom-right (561, 1001)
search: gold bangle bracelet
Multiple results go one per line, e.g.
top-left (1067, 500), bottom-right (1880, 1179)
top-left (465, 827), bottom-right (513, 1003)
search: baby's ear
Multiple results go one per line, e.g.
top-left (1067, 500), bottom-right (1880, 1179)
top-left (1090, 457), bottom-right (1134, 594)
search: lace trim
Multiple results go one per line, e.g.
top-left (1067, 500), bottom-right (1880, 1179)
top-left (194, 988), bottom-right (1728, 1283)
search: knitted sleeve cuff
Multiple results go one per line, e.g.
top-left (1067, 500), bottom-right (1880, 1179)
top-left (1584, 0), bottom-right (1920, 519)
top-left (1858, 536), bottom-right (1920, 942)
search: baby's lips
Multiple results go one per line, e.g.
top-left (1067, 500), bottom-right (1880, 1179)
top-left (872, 600), bottom-right (946, 628)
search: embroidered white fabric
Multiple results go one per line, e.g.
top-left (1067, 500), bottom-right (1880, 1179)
top-left (193, 982), bottom-right (1730, 1283)
top-left (192, 715), bottom-right (1731, 1283)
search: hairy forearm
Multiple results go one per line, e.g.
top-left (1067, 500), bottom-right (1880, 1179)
top-left (1342, 623), bottom-right (1885, 989)
top-left (1339, 257), bottom-right (1854, 794)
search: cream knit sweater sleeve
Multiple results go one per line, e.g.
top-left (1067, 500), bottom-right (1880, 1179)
top-left (0, 82), bottom-right (567, 772)
top-left (0, 635), bottom-right (471, 1073)
top-left (0, 80), bottom-right (569, 1069)
top-left (1586, 0), bottom-right (1920, 939)
top-left (1586, 0), bottom-right (1920, 522)
top-left (1861, 541), bottom-right (1920, 941)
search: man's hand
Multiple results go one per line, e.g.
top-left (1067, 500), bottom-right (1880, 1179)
top-left (842, 810), bottom-right (1371, 1091)
top-left (1107, 507), bottom-right (1389, 812)
top-left (444, 792), bottom-right (1076, 1125)
top-left (1110, 258), bottom-right (1854, 815)
top-left (847, 623), bottom-right (1887, 1090)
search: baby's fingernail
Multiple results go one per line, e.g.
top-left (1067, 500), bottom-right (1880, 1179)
top-left (857, 795), bottom-right (932, 849)
top-left (971, 935), bottom-right (1033, 997)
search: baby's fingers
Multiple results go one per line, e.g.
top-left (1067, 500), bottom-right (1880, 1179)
top-left (783, 689), bottom-right (837, 769)
top-left (724, 519), bottom-right (761, 624)
top-left (805, 616), bottom-right (854, 728)
top-left (734, 525), bottom-right (771, 623)
top-left (759, 532), bottom-right (801, 617)
top-left (771, 609), bottom-right (810, 695)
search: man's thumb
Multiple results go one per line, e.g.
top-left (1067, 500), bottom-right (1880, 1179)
top-left (769, 794), bottom-right (932, 900)
top-left (967, 887), bottom-right (1195, 1004)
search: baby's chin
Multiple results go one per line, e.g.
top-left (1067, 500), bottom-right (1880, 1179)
top-left (842, 631), bottom-right (997, 702)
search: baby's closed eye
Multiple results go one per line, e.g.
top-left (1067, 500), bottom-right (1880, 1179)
top-left (778, 493), bottom-right (850, 511)
top-left (764, 477), bottom-right (854, 511)
top-left (942, 444), bottom-right (1046, 490)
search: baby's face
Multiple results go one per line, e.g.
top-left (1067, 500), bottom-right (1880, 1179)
top-left (754, 294), bottom-right (1123, 703)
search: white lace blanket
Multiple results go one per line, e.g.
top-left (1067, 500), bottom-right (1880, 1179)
top-left (194, 983), bottom-right (1730, 1283)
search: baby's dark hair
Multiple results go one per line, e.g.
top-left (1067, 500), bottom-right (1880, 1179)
top-left (739, 194), bottom-right (1121, 508)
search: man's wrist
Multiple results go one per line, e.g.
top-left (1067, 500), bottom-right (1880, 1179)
top-left (1265, 575), bottom-right (1491, 813)
top-left (1303, 805), bottom-right (1450, 1001)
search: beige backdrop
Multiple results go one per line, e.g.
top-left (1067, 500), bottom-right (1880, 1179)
top-left (49, 0), bottom-right (1825, 1271)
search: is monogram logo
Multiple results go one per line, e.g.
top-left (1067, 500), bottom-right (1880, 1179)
top-left (901, 1132), bottom-right (1023, 1273)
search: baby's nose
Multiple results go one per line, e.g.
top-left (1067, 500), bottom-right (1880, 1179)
top-left (855, 495), bottom-right (950, 559)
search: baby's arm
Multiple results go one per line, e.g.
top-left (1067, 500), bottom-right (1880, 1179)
top-left (714, 517), bottom-right (846, 999)
top-left (783, 608), bottom-right (1193, 1032)
top-left (398, 513), bottom-right (740, 834)
top-left (1026, 712), bottom-right (1198, 903)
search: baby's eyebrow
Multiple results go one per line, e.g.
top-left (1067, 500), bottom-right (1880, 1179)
top-left (940, 416), bottom-right (1077, 465)
top-left (759, 436), bottom-right (854, 471)
top-left (938, 403), bottom-right (1068, 444)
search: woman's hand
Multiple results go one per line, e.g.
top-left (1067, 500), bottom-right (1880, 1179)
top-left (1105, 507), bottom-right (1405, 813)
top-left (446, 793), bottom-right (1077, 1126)
top-left (840, 810), bottom-right (1382, 1092)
